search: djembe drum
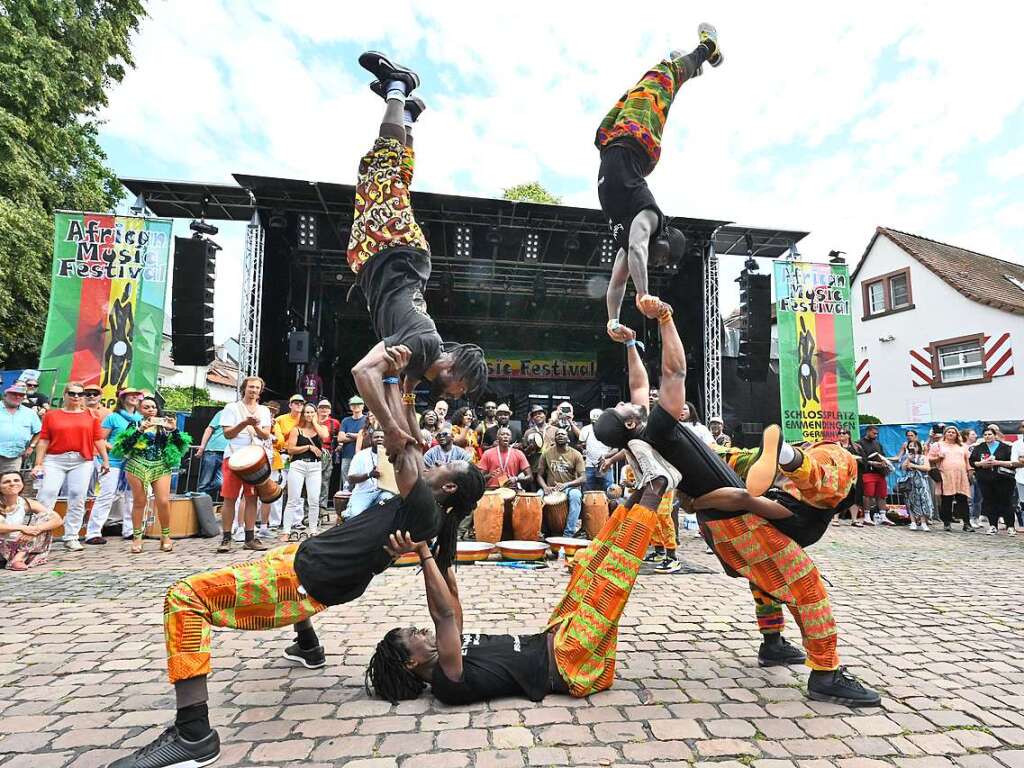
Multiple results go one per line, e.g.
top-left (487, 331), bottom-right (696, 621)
top-left (473, 490), bottom-right (506, 544)
top-left (542, 491), bottom-right (568, 537)
top-left (511, 491), bottom-right (543, 541)
top-left (582, 490), bottom-right (610, 538)
top-left (226, 446), bottom-right (283, 503)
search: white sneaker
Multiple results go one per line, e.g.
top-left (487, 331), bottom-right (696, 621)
top-left (626, 440), bottom-right (682, 490)
top-left (873, 513), bottom-right (885, 526)
top-left (909, 522), bottom-right (918, 531)
top-left (988, 526), bottom-right (997, 535)
top-left (232, 527), bottom-right (245, 542)
top-left (921, 521), bottom-right (930, 532)
top-left (1008, 528), bottom-right (1016, 537)
top-left (64, 539), bottom-right (84, 551)
top-left (257, 527), bottom-right (274, 539)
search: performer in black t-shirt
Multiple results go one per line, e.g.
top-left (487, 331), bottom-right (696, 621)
top-left (592, 306), bottom-right (880, 707)
top-left (365, 454), bottom-right (670, 707)
top-left (110, 358), bottom-right (485, 768)
top-left (347, 51), bottom-right (487, 460)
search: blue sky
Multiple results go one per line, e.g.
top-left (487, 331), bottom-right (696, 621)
top-left (100, 1), bottom-right (1024, 343)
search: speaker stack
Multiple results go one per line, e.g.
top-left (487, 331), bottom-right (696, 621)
top-left (736, 271), bottom-right (772, 382)
top-left (171, 237), bottom-right (216, 365)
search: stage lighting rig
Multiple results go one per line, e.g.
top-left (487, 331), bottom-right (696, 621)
top-left (190, 219), bottom-right (219, 238)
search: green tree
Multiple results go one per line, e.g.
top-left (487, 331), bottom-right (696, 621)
top-left (160, 385), bottom-right (226, 414)
top-left (502, 182), bottom-right (561, 205)
top-left (0, 0), bottom-right (146, 365)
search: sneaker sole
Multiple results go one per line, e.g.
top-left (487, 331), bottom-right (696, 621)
top-left (358, 51), bottom-right (420, 91)
top-left (157, 752), bottom-right (220, 768)
top-left (282, 650), bottom-right (326, 669)
top-left (745, 424), bottom-right (782, 497)
top-left (758, 655), bottom-right (806, 668)
top-left (807, 688), bottom-right (881, 708)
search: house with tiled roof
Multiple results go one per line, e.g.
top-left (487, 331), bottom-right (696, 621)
top-left (850, 227), bottom-right (1023, 422)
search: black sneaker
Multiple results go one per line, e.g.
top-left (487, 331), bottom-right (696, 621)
top-left (807, 667), bottom-right (881, 707)
top-left (405, 96), bottom-right (427, 123)
top-left (943, 524), bottom-right (952, 532)
top-left (358, 51), bottom-right (420, 96)
top-left (746, 424), bottom-right (783, 497)
top-left (698, 23), bottom-right (724, 67)
top-left (643, 550), bottom-right (665, 562)
top-left (84, 536), bottom-right (107, 545)
top-left (109, 726), bottom-right (219, 768)
top-left (283, 642), bottom-right (326, 669)
top-left (654, 558), bottom-right (682, 574)
top-left (758, 634), bottom-right (806, 667)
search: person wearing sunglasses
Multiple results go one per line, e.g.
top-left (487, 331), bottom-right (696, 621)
top-left (33, 382), bottom-right (109, 551)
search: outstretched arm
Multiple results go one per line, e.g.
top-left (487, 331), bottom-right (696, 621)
top-left (620, 325), bottom-right (650, 408)
top-left (354, 344), bottom-right (417, 457)
top-left (692, 487), bottom-right (793, 519)
top-left (386, 532), bottom-right (464, 681)
top-left (606, 250), bottom-right (629, 331)
top-left (654, 306), bottom-right (687, 419)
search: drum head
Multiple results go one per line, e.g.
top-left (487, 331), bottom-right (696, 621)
top-left (497, 487), bottom-right (516, 501)
top-left (228, 444), bottom-right (265, 469)
top-left (544, 491), bottom-right (567, 506)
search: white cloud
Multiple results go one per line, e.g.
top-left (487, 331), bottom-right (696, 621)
top-left (100, 0), bottom-right (1024, 336)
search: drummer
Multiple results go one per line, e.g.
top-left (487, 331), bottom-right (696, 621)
top-left (537, 429), bottom-right (586, 538)
top-left (478, 426), bottom-right (532, 490)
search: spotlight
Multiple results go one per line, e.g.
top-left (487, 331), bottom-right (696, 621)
top-left (744, 257), bottom-right (759, 272)
top-left (486, 226), bottom-right (501, 246)
top-left (565, 232), bottom-right (580, 251)
top-left (189, 219), bottom-right (219, 237)
top-left (269, 210), bottom-right (287, 229)
top-left (599, 237), bottom-right (614, 265)
top-left (296, 213), bottom-right (318, 251)
top-left (524, 231), bottom-right (540, 260)
top-left (455, 225), bottom-right (472, 259)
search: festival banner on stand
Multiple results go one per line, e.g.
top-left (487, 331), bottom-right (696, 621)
top-left (486, 352), bottom-right (597, 380)
top-left (38, 212), bottom-right (173, 408)
top-left (773, 260), bottom-right (859, 442)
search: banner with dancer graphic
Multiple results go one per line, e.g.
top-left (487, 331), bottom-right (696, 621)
top-left (38, 212), bottom-right (173, 407)
top-left (774, 260), bottom-right (859, 442)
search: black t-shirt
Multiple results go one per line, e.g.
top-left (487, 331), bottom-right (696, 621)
top-left (430, 632), bottom-right (552, 705)
top-left (293, 477), bottom-right (441, 606)
top-left (857, 438), bottom-right (887, 474)
top-left (358, 247), bottom-right (443, 382)
top-left (763, 489), bottom-right (838, 548)
top-left (25, 392), bottom-right (48, 409)
top-left (641, 404), bottom-right (746, 519)
top-left (482, 422), bottom-right (521, 449)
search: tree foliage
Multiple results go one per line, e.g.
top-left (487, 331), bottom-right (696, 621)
top-left (0, 0), bottom-right (146, 365)
top-left (502, 182), bottom-right (561, 205)
top-left (160, 386), bottom-right (227, 414)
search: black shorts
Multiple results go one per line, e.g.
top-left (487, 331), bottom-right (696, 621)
top-left (597, 141), bottom-right (664, 253)
top-left (357, 246), bottom-right (442, 382)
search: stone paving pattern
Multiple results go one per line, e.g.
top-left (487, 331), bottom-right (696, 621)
top-left (3, 524), bottom-right (1024, 768)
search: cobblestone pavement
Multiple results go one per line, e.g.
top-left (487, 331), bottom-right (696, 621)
top-left (3, 524), bottom-right (1024, 768)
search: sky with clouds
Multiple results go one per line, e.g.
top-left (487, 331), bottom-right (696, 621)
top-left (99, 1), bottom-right (1024, 343)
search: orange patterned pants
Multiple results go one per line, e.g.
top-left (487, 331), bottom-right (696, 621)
top-left (164, 544), bottom-right (326, 683)
top-left (651, 490), bottom-right (677, 549)
top-left (702, 513), bottom-right (838, 670)
top-left (547, 503), bottom-right (656, 696)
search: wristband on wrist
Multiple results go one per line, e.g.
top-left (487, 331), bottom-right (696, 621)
top-left (625, 339), bottom-right (636, 348)
top-left (383, 376), bottom-right (399, 385)
top-left (419, 554), bottom-right (434, 563)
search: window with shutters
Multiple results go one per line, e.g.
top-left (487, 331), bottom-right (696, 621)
top-left (928, 334), bottom-right (990, 387)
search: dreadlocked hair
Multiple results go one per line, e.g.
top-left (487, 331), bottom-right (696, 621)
top-left (365, 628), bottom-right (426, 703)
top-left (443, 342), bottom-right (488, 401)
top-left (432, 462), bottom-right (486, 572)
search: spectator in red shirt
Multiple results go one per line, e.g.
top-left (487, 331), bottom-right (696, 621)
top-left (32, 381), bottom-right (109, 552)
top-left (317, 399), bottom-right (342, 508)
top-left (477, 427), bottom-right (532, 490)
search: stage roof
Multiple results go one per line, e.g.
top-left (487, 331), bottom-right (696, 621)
top-left (120, 174), bottom-right (809, 260)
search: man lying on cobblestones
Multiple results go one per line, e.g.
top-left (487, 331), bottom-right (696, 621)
top-left (593, 305), bottom-right (881, 708)
top-left (365, 452), bottom-right (673, 704)
top-left (110, 358), bottom-right (485, 768)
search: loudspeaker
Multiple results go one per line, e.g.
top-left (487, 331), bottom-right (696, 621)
top-left (736, 272), bottom-right (772, 382)
top-left (288, 331), bottom-right (310, 364)
top-left (171, 237), bottom-right (216, 365)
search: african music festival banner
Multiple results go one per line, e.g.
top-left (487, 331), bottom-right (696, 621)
top-left (774, 261), bottom-right (859, 442)
top-left (37, 212), bottom-right (173, 407)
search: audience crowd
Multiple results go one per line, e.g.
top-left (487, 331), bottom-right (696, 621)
top-left (2, 367), bottom-right (1023, 572)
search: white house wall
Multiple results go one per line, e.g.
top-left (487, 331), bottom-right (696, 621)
top-left (851, 235), bottom-right (1022, 423)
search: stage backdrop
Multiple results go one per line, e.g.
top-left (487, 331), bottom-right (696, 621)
top-left (38, 212), bottom-right (173, 407)
top-left (486, 351), bottom-right (597, 380)
top-left (774, 260), bottom-right (859, 442)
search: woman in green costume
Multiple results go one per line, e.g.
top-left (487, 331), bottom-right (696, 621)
top-left (112, 396), bottom-right (191, 554)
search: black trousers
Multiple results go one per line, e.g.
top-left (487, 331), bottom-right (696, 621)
top-left (939, 493), bottom-right (970, 527)
top-left (978, 478), bottom-right (1016, 528)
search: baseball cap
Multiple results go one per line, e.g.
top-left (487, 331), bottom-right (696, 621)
top-left (496, 403), bottom-right (511, 413)
top-left (529, 404), bottom-right (545, 414)
top-left (709, 416), bottom-right (724, 424)
top-left (317, 399), bottom-right (331, 408)
top-left (589, 408), bottom-right (602, 421)
top-left (349, 395), bottom-right (365, 405)
top-left (5, 383), bottom-right (27, 395)
top-left (289, 394), bottom-right (305, 403)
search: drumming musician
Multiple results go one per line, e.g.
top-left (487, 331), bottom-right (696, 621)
top-left (537, 429), bottom-right (586, 537)
top-left (346, 429), bottom-right (394, 518)
top-left (216, 376), bottom-right (272, 554)
top-left (478, 427), bottom-right (531, 491)
top-left (347, 51), bottom-right (487, 460)
top-left (481, 403), bottom-right (519, 449)
top-left (593, 310), bottom-right (881, 707)
top-left (579, 408), bottom-right (616, 492)
top-left (110, 375), bottom-right (487, 768)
